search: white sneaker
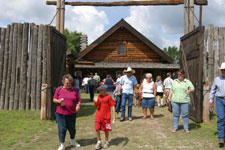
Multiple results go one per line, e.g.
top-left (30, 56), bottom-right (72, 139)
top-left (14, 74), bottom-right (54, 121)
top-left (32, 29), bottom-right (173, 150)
top-left (57, 144), bottom-right (65, 150)
top-left (70, 139), bottom-right (80, 147)
top-left (95, 141), bottom-right (102, 150)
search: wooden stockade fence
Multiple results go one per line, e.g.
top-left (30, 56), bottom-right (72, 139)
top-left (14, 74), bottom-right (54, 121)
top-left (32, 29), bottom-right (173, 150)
top-left (0, 23), bottom-right (66, 119)
top-left (181, 25), bottom-right (225, 123)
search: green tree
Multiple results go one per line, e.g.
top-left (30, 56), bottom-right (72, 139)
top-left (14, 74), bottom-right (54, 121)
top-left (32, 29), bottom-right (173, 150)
top-left (64, 28), bottom-right (82, 54)
top-left (163, 46), bottom-right (180, 64)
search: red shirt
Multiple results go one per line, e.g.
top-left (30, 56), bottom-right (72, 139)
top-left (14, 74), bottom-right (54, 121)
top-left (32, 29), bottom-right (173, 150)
top-left (54, 86), bottom-right (82, 115)
top-left (95, 94), bottom-right (116, 119)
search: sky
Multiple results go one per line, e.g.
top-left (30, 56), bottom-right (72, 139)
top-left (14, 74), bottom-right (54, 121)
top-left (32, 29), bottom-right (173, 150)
top-left (0, 0), bottom-right (225, 49)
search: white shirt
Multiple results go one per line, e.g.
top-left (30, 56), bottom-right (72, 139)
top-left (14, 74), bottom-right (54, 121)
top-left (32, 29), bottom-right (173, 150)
top-left (163, 77), bottom-right (173, 89)
top-left (83, 77), bottom-right (90, 85)
top-left (142, 81), bottom-right (155, 98)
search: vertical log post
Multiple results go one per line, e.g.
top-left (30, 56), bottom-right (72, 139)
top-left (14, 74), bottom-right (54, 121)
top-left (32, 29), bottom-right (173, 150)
top-left (41, 84), bottom-right (47, 120)
top-left (26, 23), bottom-right (34, 110)
top-left (189, 0), bottom-right (194, 32)
top-left (36, 25), bottom-right (43, 110)
top-left (0, 28), bottom-right (6, 98)
top-left (202, 29), bottom-right (209, 123)
top-left (9, 24), bottom-right (18, 110)
top-left (60, 0), bottom-right (65, 34)
top-left (31, 25), bottom-right (38, 110)
top-left (4, 24), bottom-right (14, 110)
top-left (14, 23), bottom-right (23, 109)
top-left (19, 23), bottom-right (29, 110)
top-left (0, 25), bottom-right (10, 109)
top-left (56, 0), bottom-right (61, 31)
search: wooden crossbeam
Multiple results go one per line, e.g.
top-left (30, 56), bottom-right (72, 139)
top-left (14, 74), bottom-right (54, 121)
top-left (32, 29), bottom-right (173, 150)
top-left (46, 0), bottom-right (208, 6)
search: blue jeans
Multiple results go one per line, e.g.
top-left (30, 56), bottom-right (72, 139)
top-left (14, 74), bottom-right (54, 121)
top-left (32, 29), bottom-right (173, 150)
top-left (55, 113), bottom-right (77, 143)
top-left (121, 93), bottom-right (133, 118)
top-left (171, 101), bottom-right (190, 130)
top-left (115, 95), bottom-right (122, 113)
top-left (85, 84), bottom-right (89, 93)
top-left (216, 97), bottom-right (225, 140)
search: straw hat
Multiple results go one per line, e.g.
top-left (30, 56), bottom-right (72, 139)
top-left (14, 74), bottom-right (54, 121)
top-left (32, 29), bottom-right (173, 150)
top-left (219, 62), bottom-right (225, 70)
top-left (124, 67), bottom-right (135, 74)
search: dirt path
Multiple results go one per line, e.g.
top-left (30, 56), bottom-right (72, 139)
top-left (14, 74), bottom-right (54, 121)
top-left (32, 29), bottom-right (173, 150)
top-left (18, 99), bottom-right (220, 150)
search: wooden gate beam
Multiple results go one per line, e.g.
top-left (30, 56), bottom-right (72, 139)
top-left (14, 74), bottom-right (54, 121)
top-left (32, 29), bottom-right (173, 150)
top-left (46, 0), bottom-right (208, 6)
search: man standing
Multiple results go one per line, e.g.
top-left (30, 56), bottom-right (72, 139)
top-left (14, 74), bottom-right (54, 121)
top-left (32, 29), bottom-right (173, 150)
top-left (94, 73), bottom-right (101, 83)
top-left (209, 62), bottom-right (225, 148)
top-left (88, 73), bottom-right (98, 102)
top-left (118, 67), bottom-right (138, 121)
top-left (163, 72), bottom-right (173, 106)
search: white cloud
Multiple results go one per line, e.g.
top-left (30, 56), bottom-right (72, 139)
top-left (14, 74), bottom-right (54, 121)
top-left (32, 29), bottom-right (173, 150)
top-left (65, 6), bottom-right (109, 44)
top-left (0, 0), bottom-right (55, 25)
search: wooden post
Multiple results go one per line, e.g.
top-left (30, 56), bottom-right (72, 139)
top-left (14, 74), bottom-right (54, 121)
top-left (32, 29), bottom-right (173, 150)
top-left (9, 24), bottom-right (18, 110)
top-left (60, 0), bottom-right (65, 34)
top-left (31, 25), bottom-right (38, 110)
top-left (0, 28), bottom-right (6, 99)
top-left (41, 84), bottom-right (47, 120)
top-left (0, 25), bottom-right (10, 109)
top-left (184, 0), bottom-right (189, 34)
top-left (202, 29), bottom-right (209, 123)
top-left (218, 28), bottom-right (225, 64)
top-left (46, 26), bottom-right (53, 119)
top-left (36, 25), bottom-right (43, 110)
top-left (189, 0), bottom-right (194, 32)
top-left (19, 23), bottom-right (29, 110)
top-left (26, 23), bottom-right (34, 110)
top-left (4, 24), bottom-right (14, 110)
top-left (214, 27), bottom-right (219, 78)
top-left (56, 0), bottom-right (61, 31)
top-left (42, 26), bottom-right (48, 84)
top-left (14, 23), bottom-right (23, 109)
top-left (199, 5), bottom-right (202, 26)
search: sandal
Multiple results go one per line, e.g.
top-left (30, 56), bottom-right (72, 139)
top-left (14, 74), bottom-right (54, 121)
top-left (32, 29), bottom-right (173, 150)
top-left (171, 129), bottom-right (176, 133)
top-left (185, 130), bottom-right (190, 133)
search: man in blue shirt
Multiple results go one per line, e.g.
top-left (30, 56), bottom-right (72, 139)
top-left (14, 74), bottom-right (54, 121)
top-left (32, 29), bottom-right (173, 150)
top-left (118, 67), bottom-right (138, 121)
top-left (209, 62), bottom-right (225, 148)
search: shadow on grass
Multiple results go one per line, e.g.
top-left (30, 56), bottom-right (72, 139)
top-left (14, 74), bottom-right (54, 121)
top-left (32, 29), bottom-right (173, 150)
top-left (110, 137), bottom-right (129, 147)
top-left (177, 123), bottom-right (201, 130)
top-left (76, 137), bottom-right (97, 147)
top-left (77, 103), bottom-right (96, 118)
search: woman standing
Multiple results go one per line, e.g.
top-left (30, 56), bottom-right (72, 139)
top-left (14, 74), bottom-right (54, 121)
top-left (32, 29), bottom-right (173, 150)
top-left (155, 75), bottom-right (164, 107)
top-left (167, 69), bottom-right (194, 133)
top-left (104, 74), bottom-right (115, 94)
top-left (53, 74), bottom-right (81, 150)
top-left (139, 73), bottom-right (157, 119)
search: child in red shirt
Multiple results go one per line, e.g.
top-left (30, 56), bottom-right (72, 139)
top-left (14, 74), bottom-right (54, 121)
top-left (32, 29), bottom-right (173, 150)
top-left (94, 85), bottom-right (116, 149)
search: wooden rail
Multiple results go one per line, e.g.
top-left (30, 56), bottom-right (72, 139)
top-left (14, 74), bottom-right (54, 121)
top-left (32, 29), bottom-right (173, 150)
top-left (46, 0), bottom-right (208, 6)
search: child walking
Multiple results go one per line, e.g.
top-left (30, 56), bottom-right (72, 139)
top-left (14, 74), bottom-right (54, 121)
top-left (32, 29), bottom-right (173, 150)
top-left (94, 85), bottom-right (116, 149)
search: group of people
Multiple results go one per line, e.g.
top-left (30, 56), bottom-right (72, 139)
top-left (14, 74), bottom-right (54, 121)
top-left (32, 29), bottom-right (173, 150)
top-left (53, 62), bottom-right (225, 150)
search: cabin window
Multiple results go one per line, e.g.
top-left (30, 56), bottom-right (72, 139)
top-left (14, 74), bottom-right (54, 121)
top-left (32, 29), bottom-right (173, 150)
top-left (119, 44), bottom-right (126, 55)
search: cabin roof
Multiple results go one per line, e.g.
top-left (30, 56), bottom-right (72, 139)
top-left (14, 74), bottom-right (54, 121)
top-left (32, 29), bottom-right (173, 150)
top-left (76, 19), bottom-right (173, 63)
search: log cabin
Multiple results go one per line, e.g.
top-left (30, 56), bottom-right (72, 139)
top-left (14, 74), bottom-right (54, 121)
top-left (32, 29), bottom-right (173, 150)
top-left (74, 19), bottom-right (179, 82)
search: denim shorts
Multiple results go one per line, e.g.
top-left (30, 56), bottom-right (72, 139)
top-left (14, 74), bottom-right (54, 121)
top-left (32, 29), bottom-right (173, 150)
top-left (141, 97), bottom-right (155, 108)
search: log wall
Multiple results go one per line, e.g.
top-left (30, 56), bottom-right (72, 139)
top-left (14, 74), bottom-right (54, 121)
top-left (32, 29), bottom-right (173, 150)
top-left (83, 28), bottom-right (162, 62)
top-left (0, 23), bottom-right (66, 116)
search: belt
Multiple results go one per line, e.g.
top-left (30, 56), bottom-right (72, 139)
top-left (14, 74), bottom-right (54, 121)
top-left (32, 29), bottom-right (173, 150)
top-left (218, 97), bottom-right (225, 100)
top-left (143, 92), bottom-right (153, 94)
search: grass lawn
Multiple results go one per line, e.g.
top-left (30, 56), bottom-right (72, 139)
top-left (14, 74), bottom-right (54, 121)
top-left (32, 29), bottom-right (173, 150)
top-left (0, 93), bottom-right (220, 150)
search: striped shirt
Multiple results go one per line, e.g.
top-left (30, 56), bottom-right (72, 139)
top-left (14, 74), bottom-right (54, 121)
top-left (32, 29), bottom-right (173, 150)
top-left (209, 76), bottom-right (225, 102)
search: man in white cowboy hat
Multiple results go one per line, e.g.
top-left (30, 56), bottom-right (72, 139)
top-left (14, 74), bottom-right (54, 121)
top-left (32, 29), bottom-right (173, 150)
top-left (118, 67), bottom-right (138, 121)
top-left (209, 62), bottom-right (225, 148)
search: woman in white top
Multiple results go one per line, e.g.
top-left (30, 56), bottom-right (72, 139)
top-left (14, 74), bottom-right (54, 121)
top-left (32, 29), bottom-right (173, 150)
top-left (139, 73), bottom-right (157, 119)
top-left (155, 75), bottom-right (164, 107)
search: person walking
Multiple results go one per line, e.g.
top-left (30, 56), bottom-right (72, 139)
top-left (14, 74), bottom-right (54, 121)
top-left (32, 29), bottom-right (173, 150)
top-left (155, 76), bottom-right (164, 107)
top-left (167, 69), bottom-right (194, 133)
top-left (139, 73), bottom-right (156, 119)
top-left (88, 73), bottom-right (98, 102)
top-left (83, 76), bottom-right (90, 93)
top-left (163, 72), bottom-right (173, 107)
top-left (104, 74), bottom-right (115, 96)
top-left (118, 67), bottom-right (138, 121)
top-left (209, 62), bottom-right (225, 148)
top-left (113, 74), bottom-right (122, 113)
top-left (53, 74), bottom-right (81, 150)
top-left (94, 73), bottom-right (101, 84)
top-left (94, 85), bottom-right (116, 149)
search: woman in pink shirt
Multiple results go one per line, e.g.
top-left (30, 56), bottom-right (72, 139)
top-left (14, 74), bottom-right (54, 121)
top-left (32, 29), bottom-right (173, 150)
top-left (53, 74), bottom-right (82, 150)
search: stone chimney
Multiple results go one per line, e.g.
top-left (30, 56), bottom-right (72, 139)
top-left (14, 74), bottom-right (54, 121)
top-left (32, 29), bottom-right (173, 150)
top-left (80, 33), bottom-right (88, 51)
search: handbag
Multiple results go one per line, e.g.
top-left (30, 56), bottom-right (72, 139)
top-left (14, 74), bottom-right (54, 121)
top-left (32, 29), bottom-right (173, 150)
top-left (167, 101), bottom-right (172, 112)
